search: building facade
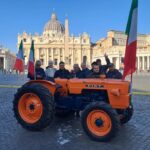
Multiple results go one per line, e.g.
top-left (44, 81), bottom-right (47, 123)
top-left (18, 13), bottom-right (91, 70)
top-left (92, 30), bottom-right (150, 71)
top-left (18, 12), bottom-right (150, 72)
top-left (0, 46), bottom-right (16, 73)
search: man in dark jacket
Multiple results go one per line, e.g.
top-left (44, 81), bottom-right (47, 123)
top-left (106, 63), bottom-right (122, 79)
top-left (28, 60), bottom-right (46, 80)
top-left (87, 64), bottom-right (105, 78)
top-left (91, 61), bottom-right (97, 72)
top-left (96, 54), bottom-right (111, 74)
top-left (79, 62), bottom-right (91, 78)
top-left (54, 61), bottom-right (70, 79)
top-left (70, 64), bottom-right (81, 78)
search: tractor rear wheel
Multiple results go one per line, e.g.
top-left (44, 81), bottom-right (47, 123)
top-left (81, 102), bottom-right (120, 142)
top-left (13, 83), bottom-right (54, 131)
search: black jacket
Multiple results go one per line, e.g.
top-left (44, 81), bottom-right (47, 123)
top-left (54, 69), bottom-right (70, 79)
top-left (28, 68), bottom-right (46, 80)
top-left (79, 68), bottom-right (91, 78)
top-left (106, 69), bottom-right (122, 79)
top-left (70, 70), bottom-right (82, 78)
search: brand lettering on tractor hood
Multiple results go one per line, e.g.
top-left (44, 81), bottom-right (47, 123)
top-left (86, 84), bottom-right (104, 88)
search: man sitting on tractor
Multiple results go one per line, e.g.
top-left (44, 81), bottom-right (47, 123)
top-left (87, 63), bottom-right (105, 78)
top-left (54, 61), bottom-right (70, 79)
top-left (79, 62), bottom-right (91, 78)
top-left (106, 63), bottom-right (122, 79)
top-left (45, 60), bottom-right (57, 82)
top-left (70, 64), bottom-right (81, 78)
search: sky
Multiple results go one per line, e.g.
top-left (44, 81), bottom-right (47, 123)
top-left (0, 0), bottom-right (149, 53)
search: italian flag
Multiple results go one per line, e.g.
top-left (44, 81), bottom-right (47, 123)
top-left (28, 40), bottom-right (35, 78)
top-left (14, 40), bottom-right (24, 73)
top-left (123, 0), bottom-right (138, 79)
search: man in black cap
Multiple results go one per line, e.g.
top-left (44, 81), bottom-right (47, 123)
top-left (106, 63), bottom-right (122, 79)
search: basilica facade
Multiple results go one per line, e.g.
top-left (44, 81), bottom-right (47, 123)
top-left (18, 12), bottom-right (150, 72)
top-left (18, 13), bottom-right (91, 70)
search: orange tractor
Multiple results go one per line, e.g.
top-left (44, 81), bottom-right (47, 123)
top-left (13, 78), bottom-right (133, 142)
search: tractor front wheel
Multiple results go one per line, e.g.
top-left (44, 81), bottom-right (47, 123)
top-left (119, 103), bottom-right (134, 124)
top-left (13, 83), bottom-right (54, 131)
top-left (81, 102), bottom-right (120, 142)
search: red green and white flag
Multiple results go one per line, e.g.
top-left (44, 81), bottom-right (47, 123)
top-left (28, 40), bottom-right (35, 78)
top-left (123, 0), bottom-right (138, 80)
top-left (14, 40), bottom-right (24, 72)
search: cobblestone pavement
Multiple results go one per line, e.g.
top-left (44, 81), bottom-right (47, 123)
top-left (0, 75), bottom-right (150, 150)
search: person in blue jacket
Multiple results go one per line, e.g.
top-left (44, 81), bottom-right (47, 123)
top-left (79, 62), bottom-right (91, 78)
top-left (106, 63), bottom-right (122, 79)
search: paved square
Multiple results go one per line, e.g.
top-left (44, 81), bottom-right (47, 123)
top-left (0, 75), bottom-right (150, 150)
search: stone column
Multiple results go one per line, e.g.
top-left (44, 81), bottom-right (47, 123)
top-left (142, 56), bottom-right (144, 70)
top-left (137, 57), bottom-right (140, 71)
top-left (71, 48), bottom-right (74, 66)
top-left (51, 48), bottom-right (54, 61)
top-left (3, 56), bottom-right (6, 70)
top-left (58, 48), bottom-right (60, 64)
top-left (62, 48), bottom-right (65, 62)
top-left (136, 57), bottom-right (138, 71)
top-left (88, 48), bottom-right (91, 66)
top-left (80, 47), bottom-right (82, 65)
top-left (147, 56), bottom-right (150, 70)
top-left (43, 49), bottom-right (45, 67)
top-left (35, 48), bottom-right (39, 61)
top-left (116, 57), bottom-right (119, 70)
top-left (46, 48), bottom-right (49, 66)
top-left (72, 46), bottom-right (74, 65)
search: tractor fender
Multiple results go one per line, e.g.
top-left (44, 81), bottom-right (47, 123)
top-left (24, 80), bottom-right (58, 96)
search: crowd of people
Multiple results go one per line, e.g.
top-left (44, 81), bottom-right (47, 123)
top-left (27, 54), bottom-right (122, 81)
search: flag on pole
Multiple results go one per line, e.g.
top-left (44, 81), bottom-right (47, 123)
top-left (123, 0), bottom-right (138, 80)
top-left (14, 40), bottom-right (24, 72)
top-left (28, 40), bottom-right (35, 78)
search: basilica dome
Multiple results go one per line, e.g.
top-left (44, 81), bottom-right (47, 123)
top-left (43, 13), bottom-right (65, 36)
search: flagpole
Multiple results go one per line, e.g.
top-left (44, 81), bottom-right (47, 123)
top-left (34, 61), bottom-right (36, 80)
top-left (33, 40), bottom-right (36, 80)
top-left (131, 73), bottom-right (133, 83)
